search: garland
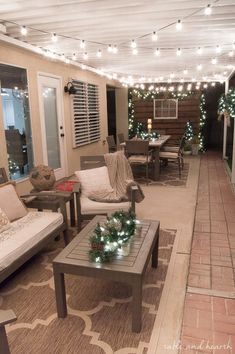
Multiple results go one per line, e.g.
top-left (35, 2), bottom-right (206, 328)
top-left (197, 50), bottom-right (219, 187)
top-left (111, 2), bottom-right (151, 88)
top-left (218, 88), bottom-right (235, 122)
top-left (89, 209), bottom-right (137, 263)
top-left (128, 89), bottom-right (207, 151)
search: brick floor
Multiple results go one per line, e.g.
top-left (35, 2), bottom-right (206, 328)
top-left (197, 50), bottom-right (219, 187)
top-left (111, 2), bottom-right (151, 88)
top-left (181, 152), bottom-right (235, 353)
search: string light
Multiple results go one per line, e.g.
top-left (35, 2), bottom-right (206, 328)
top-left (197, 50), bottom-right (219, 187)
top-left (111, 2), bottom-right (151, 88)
top-left (216, 45), bottom-right (221, 53)
top-left (197, 64), bottom-right (202, 70)
top-left (61, 53), bottom-right (65, 61)
top-left (152, 31), bottom-right (158, 41)
top-left (132, 48), bottom-right (138, 55)
top-left (80, 40), bottom-right (86, 48)
top-left (113, 45), bottom-right (118, 53)
top-left (97, 49), bottom-right (102, 57)
top-left (107, 44), bottom-right (113, 52)
top-left (83, 52), bottom-right (88, 60)
top-left (51, 33), bottom-right (58, 42)
top-left (72, 53), bottom-right (77, 60)
top-left (176, 48), bottom-right (182, 56)
top-left (197, 47), bottom-right (202, 55)
top-left (183, 69), bottom-right (188, 75)
top-left (211, 57), bottom-right (217, 64)
top-left (154, 48), bottom-right (160, 56)
top-left (170, 72), bottom-right (175, 78)
top-left (205, 4), bottom-right (212, 15)
top-left (21, 26), bottom-right (27, 35)
top-left (228, 51), bottom-right (234, 57)
top-left (131, 39), bottom-right (137, 48)
top-left (176, 19), bottom-right (182, 31)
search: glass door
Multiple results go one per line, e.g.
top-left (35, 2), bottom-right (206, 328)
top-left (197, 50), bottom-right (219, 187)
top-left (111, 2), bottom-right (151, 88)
top-left (38, 74), bottom-right (67, 180)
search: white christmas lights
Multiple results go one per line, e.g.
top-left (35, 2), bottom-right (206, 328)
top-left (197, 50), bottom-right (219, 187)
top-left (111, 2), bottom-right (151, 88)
top-left (80, 40), bottom-right (86, 48)
top-left (154, 48), bottom-right (160, 56)
top-left (51, 33), bottom-right (58, 42)
top-left (176, 20), bottom-right (182, 31)
top-left (197, 47), bottom-right (202, 55)
top-left (131, 40), bottom-right (137, 48)
top-left (21, 26), bottom-right (27, 35)
top-left (152, 31), bottom-right (158, 41)
top-left (205, 4), bottom-right (212, 15)
top-left (176, 48), bottom-right (182, 56)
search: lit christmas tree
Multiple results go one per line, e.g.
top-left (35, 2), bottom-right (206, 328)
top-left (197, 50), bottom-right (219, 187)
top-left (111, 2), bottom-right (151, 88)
top-left (184, 121), bottom-right (194, 141)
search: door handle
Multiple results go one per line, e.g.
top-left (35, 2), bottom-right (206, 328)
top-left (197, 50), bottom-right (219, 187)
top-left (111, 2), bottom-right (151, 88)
top-left (60, 133), bottom-right (65, 137)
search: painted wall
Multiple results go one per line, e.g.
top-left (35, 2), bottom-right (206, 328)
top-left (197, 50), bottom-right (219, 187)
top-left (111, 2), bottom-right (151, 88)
top-left (0, 41), bottom-right (121, 194)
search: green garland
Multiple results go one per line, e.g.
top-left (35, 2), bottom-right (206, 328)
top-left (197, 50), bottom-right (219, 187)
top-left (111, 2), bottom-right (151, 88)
top-left (199, 94), bottom-right (206, 151)
top-left (218, 88), bottom-right (235, 119)
top-left (128, 89), bottom-right (207, 151)
top-left (89, 209), bottom-right (137, 263)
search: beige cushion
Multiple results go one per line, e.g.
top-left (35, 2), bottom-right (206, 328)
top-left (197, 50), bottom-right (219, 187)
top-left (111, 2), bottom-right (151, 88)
top-left (0, 184), bottom-right (28, 221)
top-left (0, 207), bottom-right (10, 232)
top-left (80, 196), bottom-right (130, 215)
top-left (128, 155), bottom-right (148, 164)
top-left (159, 151), bottom-right (179, 159)
top-left (75, 166), bottom-right (113, 197)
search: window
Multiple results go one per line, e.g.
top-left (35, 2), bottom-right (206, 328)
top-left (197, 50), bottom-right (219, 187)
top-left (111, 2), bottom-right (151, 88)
top-left (0, 64), bottom-right (33, 180)
top-left (72, 79), bottom-right (100, 147)
top-left (154, 99), bottom-right (178, 119)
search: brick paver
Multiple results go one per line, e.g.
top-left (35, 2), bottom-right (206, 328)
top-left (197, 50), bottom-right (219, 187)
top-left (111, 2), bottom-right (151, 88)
top-left (181, 152), bottom-right (235, 353)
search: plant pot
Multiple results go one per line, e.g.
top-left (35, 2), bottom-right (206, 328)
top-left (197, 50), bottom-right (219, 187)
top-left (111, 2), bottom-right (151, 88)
top-left (191, 144), bottom-right (199, 155)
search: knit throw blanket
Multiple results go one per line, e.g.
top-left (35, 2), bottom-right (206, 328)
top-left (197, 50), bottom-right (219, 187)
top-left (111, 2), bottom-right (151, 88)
top-left (89, 151), bottom-right (145, 203)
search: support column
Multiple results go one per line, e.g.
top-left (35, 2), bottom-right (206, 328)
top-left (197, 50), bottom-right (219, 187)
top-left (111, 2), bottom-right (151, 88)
top-left (115, 87), bottom-right (129, 140)
top-left (223, 80), bottom-right (229, 159)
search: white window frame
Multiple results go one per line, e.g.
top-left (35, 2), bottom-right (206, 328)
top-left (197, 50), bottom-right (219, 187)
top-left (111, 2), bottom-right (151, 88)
top-left (72, 79), bottom-right (100, 148)
top-left (154, 98), bottom-right (178, 120)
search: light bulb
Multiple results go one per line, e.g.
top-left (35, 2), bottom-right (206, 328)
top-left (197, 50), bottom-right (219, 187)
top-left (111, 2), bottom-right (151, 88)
top-left (205, 4), bottom-right (212, 15)
top-left (167, 78), bottom-right (172, 83)
top-left (113, 45), bottom-right (118, 53)
top-left (132, 48), bottom-right (138, 55)
top-left (131, 39), bottom-right (137, 48)
top-left (216, 45), bottom-right (221, 53)
top-left (65, 58), bottom-right (70, 64)
top-left (211, 57), bottom-right (217, 64)
top-left (203, 83), bottom-right (208, 88)
top-left (80, 40), bottom-right (86, 48)
top-left (97, 49), bottom-right (102, 57)
top-left (197, 47), bottom-right (202, 55)
top-left (21, 26), bottom-right (27, 36)
top-left (197, 64), bottom-right (202, 70)
top-left (51, 33), bottom-right (58, 42)
top-left (61, 53), bottom-right (65, 60)
top-left (176, 20), bottom-right (182, 31)
top-left (176, 48), bottom-right (182, 56)
top-left (180, 78), bottom-right (184, 83)
top-left (211, 82), bottom-right (216, 86)
top-left (83, 52), bottom-right (88, 60)
top-left (154, 48), bottom-right (160, 56)
top-left (107, 44), bottom-right (113, 52)
top-left (228, 51), bottom-right (234, 57)
top-left (192, 78), bottom-right (196, 82)
top-left (183, 69), bottom-right (188, 75)
top-left (72, 53), bottom-right (77, 61)
top-left (152, 31), bottom-right (158, 41)
top-left (170, 72), bottom-right (175, 78)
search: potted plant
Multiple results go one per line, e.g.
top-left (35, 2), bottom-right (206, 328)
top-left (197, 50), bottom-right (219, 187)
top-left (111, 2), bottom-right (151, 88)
top-left (183, 141), bottom-right (192, 155)
top-left (191, 135), bottom-right (200, 155)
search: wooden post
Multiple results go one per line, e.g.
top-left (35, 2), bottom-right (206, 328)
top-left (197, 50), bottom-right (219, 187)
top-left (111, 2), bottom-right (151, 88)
top-left (223, 80), bottom-right (229, 159)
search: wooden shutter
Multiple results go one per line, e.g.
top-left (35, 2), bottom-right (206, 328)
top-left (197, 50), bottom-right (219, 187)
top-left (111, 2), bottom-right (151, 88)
top-left (72, 79), bottom-right (100, 147)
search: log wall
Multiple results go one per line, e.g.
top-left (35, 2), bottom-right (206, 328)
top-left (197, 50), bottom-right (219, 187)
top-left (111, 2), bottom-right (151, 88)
top-left (133, 93), bottom-right (201, 143)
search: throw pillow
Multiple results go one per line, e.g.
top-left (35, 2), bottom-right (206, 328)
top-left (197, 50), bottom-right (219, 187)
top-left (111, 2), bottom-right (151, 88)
top-left (0, 183), bottom-right (28, 221)
top-left (0, 207), bottom-right (10, 232)
top-left (75, 166), bottom-right (113, 197)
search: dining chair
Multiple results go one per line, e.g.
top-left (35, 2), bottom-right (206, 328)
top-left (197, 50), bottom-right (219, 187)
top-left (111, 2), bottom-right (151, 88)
top-left (106, 135), bottom-right (117, 153)
top-left (159, 137), bottom-right (184, 178)
top-left (117, 133), bottom-right (125, 144)
top-left (125, 140), bottom-right (152, 185)
top-left (161, 135), bottom-right (184, 170)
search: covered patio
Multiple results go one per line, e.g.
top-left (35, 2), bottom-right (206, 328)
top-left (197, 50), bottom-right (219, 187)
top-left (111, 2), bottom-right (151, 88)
top-left (0, 1), bottom-right (235, 353)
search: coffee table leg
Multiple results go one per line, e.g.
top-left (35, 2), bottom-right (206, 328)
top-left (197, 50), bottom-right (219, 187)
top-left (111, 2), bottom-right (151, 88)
top-left (132, 278), bottom-right (142, 332)
top-left (152, 227), bottom-right (159, 268)
top-left (53, 269), bottom-right (67, 318)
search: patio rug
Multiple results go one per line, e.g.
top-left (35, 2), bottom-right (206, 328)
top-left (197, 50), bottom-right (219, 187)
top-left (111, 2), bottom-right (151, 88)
top-left (0, 228), bottom-right (176, 354)
top-left (134, 162), bottom-right (189, 187)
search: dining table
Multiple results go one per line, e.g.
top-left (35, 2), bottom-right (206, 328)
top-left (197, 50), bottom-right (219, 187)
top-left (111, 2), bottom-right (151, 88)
top-left (120, 135), bottom-right (171, 181)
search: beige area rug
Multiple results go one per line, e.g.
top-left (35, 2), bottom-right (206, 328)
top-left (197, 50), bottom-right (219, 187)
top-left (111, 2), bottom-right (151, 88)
top-left (133, 163), bottom-right (189, 187)
top-left (0, 229), bottom-right (176, 354)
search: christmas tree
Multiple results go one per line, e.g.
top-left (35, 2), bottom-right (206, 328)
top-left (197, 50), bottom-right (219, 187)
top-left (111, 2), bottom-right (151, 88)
top-left (184, 121), bottom-right (194, 141)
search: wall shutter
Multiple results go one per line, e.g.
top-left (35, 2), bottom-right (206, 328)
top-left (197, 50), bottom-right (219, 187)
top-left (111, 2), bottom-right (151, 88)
top-left (72, 79), bottom-right (100, 147)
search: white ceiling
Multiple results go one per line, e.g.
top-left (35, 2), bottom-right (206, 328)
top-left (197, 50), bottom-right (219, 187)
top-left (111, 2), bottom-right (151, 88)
top-left (0, 0), bottom-right (235, 83)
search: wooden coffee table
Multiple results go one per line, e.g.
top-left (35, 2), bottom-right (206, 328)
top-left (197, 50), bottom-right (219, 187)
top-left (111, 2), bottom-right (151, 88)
top-left (53, 215), bottom-right (160, 332)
